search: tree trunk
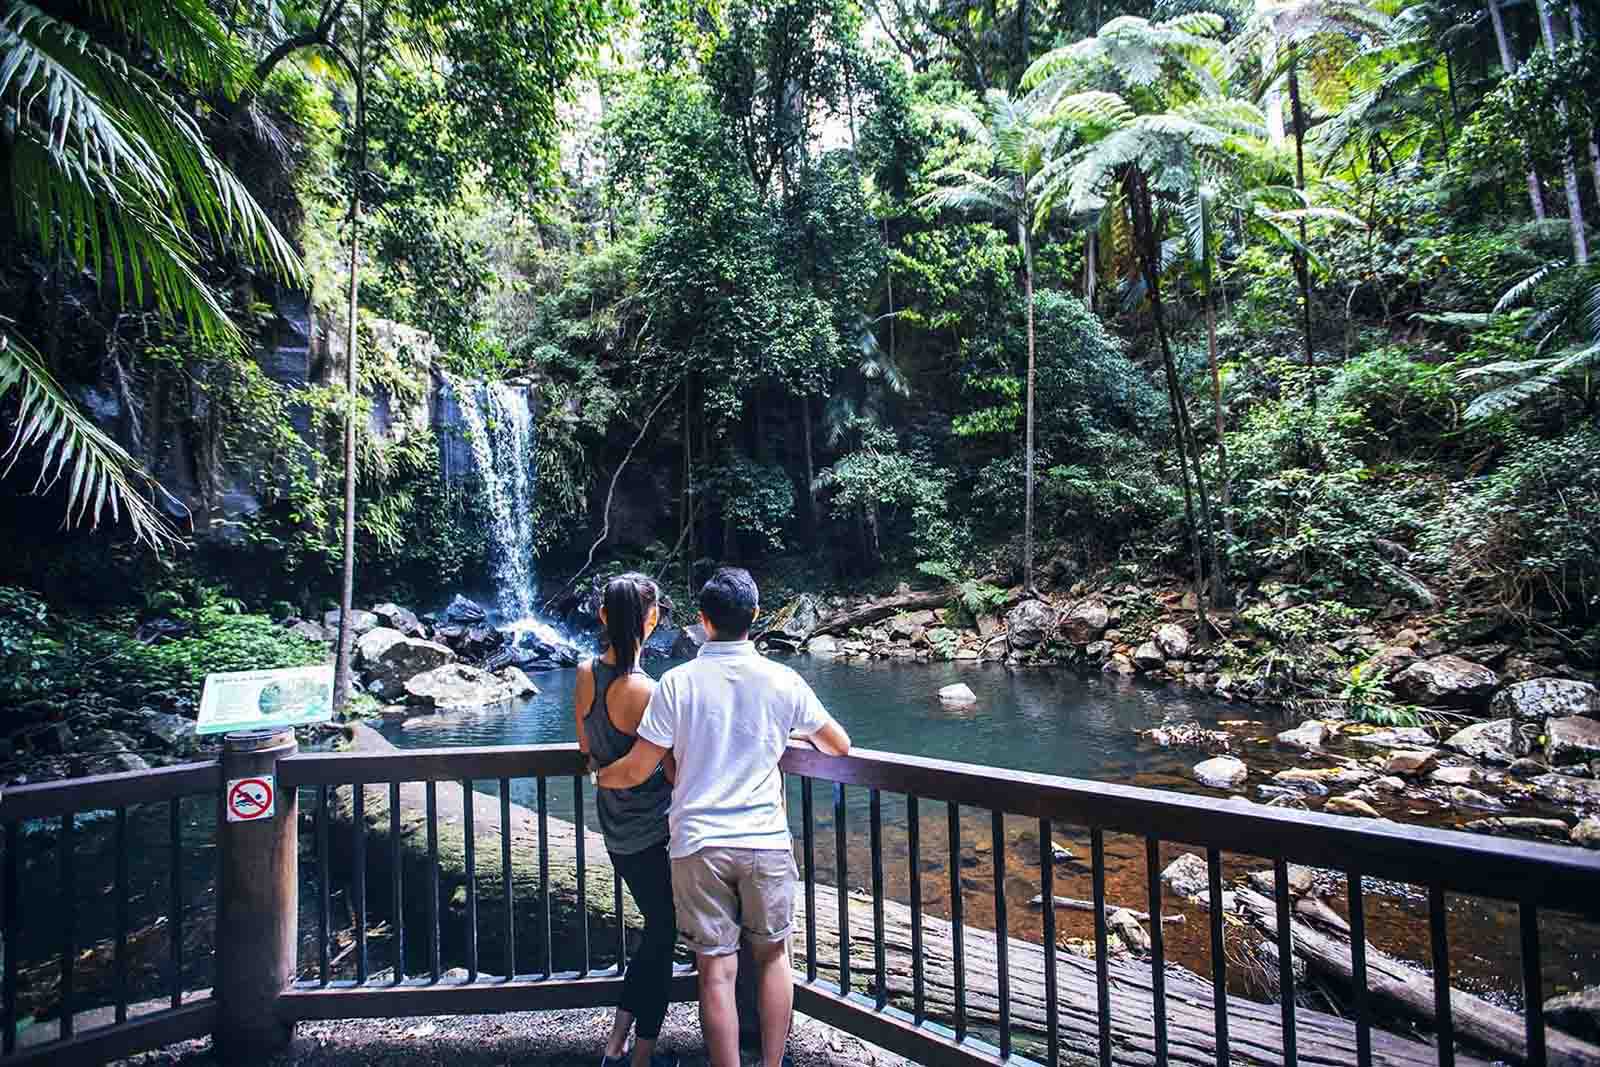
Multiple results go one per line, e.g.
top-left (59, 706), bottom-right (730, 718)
top-left (1128, 173), bottom-right (1211, 635)
top-left (1264, 31), bottom-right (1285, 146)
top-left (801, 393), bottom-right (816, 532)
top-left (1538, 0), bottom-right (1591, 263)
top-left (1084, 229), bottom-right (1097, 309)
top-left (1206, 295), bottom-right (1234, 554)
top-left (1287, 49), bottom-right (1318, 402)
top-left (1018, 195), bottom-right (1038, 594)
top-left (809, 587), bottom-right (957, 635)
top-left (1567, 0), bottom-right (1600, 209)
top-left (332, 10), bottom-right (367, 713)
top-left (1487, 0), bottom-right (1549, 220)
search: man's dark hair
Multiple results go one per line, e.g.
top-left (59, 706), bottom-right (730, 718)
top-left (699, 567), bottom-right (759, 638)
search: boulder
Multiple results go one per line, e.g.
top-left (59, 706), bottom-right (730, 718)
top-left (939, 683), bottom-right (978, 707)
top-left (1104, 654), bottom-right (1137, 676)
top-left (1346, 726), bottom-right (1434, 748)
top-left (1006, 599), bottom-right (1056, 651)
top-left (364, 637), bottom-right (456, 700)
top-left (456, 625), bottom-right (506, 659)
top-left (1573, 817), bottom-right (1600, 849)
top-left (1132, 642), bottom-right (1166, 670)
top-left (1428, 765), bottom-right (1483, 786)
top-left (441, 595), bottom-right (489, 626)
top-left (496, 666), bottom-right (539, 698)
top-left (1160, 852), bottom-right (1210, 898)
top-left (142, 713), bottom-right (198, 755)
top-left (1155, 623), bottom-right (1190, 659)
top-left (766, 596), bottom-right (822, 649)
top-left (1545, 987), bottom-right (1600, 1042)
top-left (403, 664), bottom-right (514, 711)
top-left (323, 608), bottom-right (380, 638)
top-left (1271, 766), bottom-right (1375, 795)
top-left (1325, 794), bottom-right (1381, 818)
top-left (1366, 646), bottom-right (1418, 673)
top-left (288, 620), bottom-right (330, 643)
top-left (1463, 816), bottom-right (1571, 841)
top-left (1108, 909), bottom-right (1150, 954)
top-left (1193, 756), bottom-right (1248, 789)
top-left (1392, 655), bottom-right (1498, 709)
top-left (372, 603), bottom-right (425, 638)
top-left (1248, 864), bottom-right (1317, 897)
top-left (806, 635), bottom-right (839, 657)
top-left (1384, 748), bottom-right (1439, 777)
top-left (1449, 786), bottom-right (1505, 811)
top-left (1508, 757), bottom-right (1549, 779)
top-left (1529, 773), bottom-right (1600, 810)
top-left (671, 623), bottom-right (709, 659)
top-left (1061, 600), bottom-right (1110, 644)
top-left (1277, 721), bottom-right (1328, 751)
top-left (1369, 775), bottom-right (1408, 793)
top-left (642, 622), bottom-right (681, 661)
top-left (1490, 678), bottom-right (1600, 727)
top-left (1442, 719), bottom-right (1516, 764)
top-left (356, 627), bottom-right (408, 667)
top-left (1545, 716), bottom-right (1600, 766)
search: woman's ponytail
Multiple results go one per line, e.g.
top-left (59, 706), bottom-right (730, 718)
top-left (604, 572), bottom-right (659, 675)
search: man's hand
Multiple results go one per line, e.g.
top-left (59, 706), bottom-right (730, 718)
top-left (594, 736), bottom-right (668, 789)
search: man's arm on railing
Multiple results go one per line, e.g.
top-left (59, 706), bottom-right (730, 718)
top-left (801, 715), bottom-right (851, 756)
top-left (594, 736), bottom-right (668, 789)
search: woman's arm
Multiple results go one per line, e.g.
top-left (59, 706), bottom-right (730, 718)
top-left (662, 750), bottom-right (678, 785)
top-left (573, 660), bottom-right (594, 755)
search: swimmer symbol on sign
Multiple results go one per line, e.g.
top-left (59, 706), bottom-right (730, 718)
top-left (226, 776), bottom-right (275, 822)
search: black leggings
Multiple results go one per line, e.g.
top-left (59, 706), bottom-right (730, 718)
top-left (612, 842), bottom-right (678, 1041)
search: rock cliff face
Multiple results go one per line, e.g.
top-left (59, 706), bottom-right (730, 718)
top-left (72, 289), bottom-right (529, 549)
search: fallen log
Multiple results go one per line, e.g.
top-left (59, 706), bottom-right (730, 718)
top-left (330, 728), bottom-right (1474, 1067)
top-left (1235, 887), bottom-right (1600, 1067)
top-left (1027, 894), bottom-right (1187, 924)
top-left (808, 589), bottom-right (956, 637)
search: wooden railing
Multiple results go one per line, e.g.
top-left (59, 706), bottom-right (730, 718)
top-left (3, 732), bottom-right (1600, 1067)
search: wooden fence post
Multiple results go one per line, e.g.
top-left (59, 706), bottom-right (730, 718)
top-left (214, 728), bottom-right (299, 1058)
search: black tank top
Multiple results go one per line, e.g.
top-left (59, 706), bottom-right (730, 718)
top-left (584, 659), bottom-right (671, 854)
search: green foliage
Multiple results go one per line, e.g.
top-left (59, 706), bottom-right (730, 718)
top-left (706, 455), bottom-right (796, 553)
top-left (1340, 663), bottom-right (1422, 727)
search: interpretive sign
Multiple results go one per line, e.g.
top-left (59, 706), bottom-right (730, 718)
top-left (197, 664), bottom-right (334, 735)
top-left (226, 776), bottom-right (276, 822)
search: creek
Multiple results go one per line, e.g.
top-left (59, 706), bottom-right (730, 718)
top-left (379, 656), bottom-right (1600, 1012)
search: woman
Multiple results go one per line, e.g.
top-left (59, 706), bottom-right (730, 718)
top-left (575, 573), bottom-right (678, 1067)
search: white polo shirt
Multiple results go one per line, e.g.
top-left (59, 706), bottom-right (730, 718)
top-left (636, 640), bottom-right (831, 859)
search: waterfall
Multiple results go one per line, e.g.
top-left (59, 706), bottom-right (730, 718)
top-left (455, 380), bottom-right (539, 622)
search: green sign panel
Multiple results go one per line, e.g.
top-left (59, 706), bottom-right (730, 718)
top-left (196, 664), bottom-right (335, 735)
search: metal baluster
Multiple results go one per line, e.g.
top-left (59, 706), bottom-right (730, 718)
top-left (169, 798), bottom-right (183, 1008)
top-left (1040, 818), bottom-right (1059, 1067)
top-left (354, 782), bottom-right (367, 983)
top-left (835, 783), bottom-right (850, 996)
top-left (538, 776), bottom-right (552, 977)
top-left (1146, 836), bottom-right (1166, 1067)
top-left (949, 801), bottom-right (966, 1043)
top-left (427, 780), bottom-right (441, 982)
top-left (908, 794), bottom-right (923, 1025)
top-left (1431, 886), bottom-right (1454, 1067)
top-left (1091, 828), bottom-right (1111, 1067)
top-left (993, 811), bottom-right (1010, 1060)
top-left (615, 869), bottom-right (627, 975)
top-left (576, 776), bottom-right (589, 976)
top-left (1273, 858), bottom-right (1297, 1067)
top-left (318, 785), bottom-right (331, 984)
top-left (464, 780), bottom-right (478, 982)
top-left (1521, 901), bottom-right (1545, 1067)
top-left (802, 777), bottom-right (817, 983)
top-left (116, 806), bottom-right (129, 1024)
top-left (60, 812), bottom-right (75, 1039)
top-left (501, 778), bottom-right (515, 981)
top-left (391, 782), bottom-right (404, 984)
top-left (870, 788), bottom-right (886, 1010)
top-left (4, 821), bottom-right (18, 1053)
top-left (1348, 872), bottom-right (1371, 1067)
top-left (1207, 848), bottom-right (1228, 1067)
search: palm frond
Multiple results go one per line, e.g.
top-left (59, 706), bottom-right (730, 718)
top-left (1494, 263), bottom-right (1563, 313)
top-left (1, 325), bottom-right (181, 548)
top-left (77, 0), bottom-right (247, 92)
top-left (1463, 373), bottom-right (1562, 420)
top-left (920, 168), bottom-right (1020, 216)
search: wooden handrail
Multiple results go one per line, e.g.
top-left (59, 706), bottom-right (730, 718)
top-left (0, 761), bottom-right (221, 821)
top-left (278, 742), bottom-right (586, 786)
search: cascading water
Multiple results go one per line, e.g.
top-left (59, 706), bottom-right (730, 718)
top-left (451, 378), bottom-right (580, 654)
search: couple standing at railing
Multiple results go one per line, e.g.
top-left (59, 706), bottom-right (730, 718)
top-left (575, 567), bottom-right (854, 1067)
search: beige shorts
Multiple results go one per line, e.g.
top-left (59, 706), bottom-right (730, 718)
top-left (670, 847), bottom-right (798, 957)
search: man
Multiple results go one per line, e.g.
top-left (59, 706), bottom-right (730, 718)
top-left (595, 567), bottom-right (851, 1067)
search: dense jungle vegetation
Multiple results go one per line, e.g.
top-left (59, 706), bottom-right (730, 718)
top-left (2, 0), bottom-right (1599, 721)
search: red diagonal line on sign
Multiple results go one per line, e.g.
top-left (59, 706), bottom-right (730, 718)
top-left (233, 784), bottom-right (269, 813)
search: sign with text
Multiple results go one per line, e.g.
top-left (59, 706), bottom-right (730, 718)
top-left (197, 664), bottom-right (334, 735)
